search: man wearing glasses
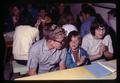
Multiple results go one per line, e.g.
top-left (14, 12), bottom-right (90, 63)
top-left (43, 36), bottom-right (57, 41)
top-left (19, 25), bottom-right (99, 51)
top-left (27, 24), bottom-right (67, 75)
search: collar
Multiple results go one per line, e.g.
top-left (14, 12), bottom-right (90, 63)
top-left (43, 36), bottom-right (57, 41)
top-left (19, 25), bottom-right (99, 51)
top-left (43, 39), bottom-right (56, 51)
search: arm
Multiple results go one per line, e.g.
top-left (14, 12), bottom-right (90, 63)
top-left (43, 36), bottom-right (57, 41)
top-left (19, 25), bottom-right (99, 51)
top-left (35, 29), bottom-right (39, 41)
top-left (28, 68), bottom-right (37, 76)
top-left (27, 45), bottom-right (39, 76)
top-left (59, 63), bottom-right (65, 70)
top-left (89, 53), bottom-right (102, 61)
top-left (104, 51), bottom-right (113, 59)
top-left (80, 24), bottom-right (86, 38)
top-left (102, 35), bottom-right (113, 59)
top-left (100, 43), bottom-right (113, 59)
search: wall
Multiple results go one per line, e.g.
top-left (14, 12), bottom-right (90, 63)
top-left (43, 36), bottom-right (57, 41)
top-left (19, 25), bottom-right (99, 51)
top-left (93, 6), bottom-right (111, 23)
top-left (69, 3), bottom-right (114, 23)
top-left (69, 4), bottom-right (81, 20)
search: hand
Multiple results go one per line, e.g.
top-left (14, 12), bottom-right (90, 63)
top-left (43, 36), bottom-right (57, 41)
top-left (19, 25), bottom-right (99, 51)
top-left (96, 50), bottom-right (103, 58)
top-left (28, 68), bottom-right (37, 76)
top-left (99, 43), bottom-right (108, 53)
top-left (76, 56), bottom-right (85, 66)
top-left (35, 19), bottom-right (41, 28)
top-left (13, 16), bottom-right (18, 25)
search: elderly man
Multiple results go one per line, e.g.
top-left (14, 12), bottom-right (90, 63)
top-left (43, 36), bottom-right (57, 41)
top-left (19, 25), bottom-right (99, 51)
top-left (27, 24), bottom-right (67, 75)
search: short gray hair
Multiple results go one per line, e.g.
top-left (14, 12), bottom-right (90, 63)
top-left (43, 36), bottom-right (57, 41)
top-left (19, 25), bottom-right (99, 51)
top-left (43, 24), bottom-right (66, 40)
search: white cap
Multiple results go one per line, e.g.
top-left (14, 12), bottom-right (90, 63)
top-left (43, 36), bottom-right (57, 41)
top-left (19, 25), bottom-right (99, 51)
top-left (62, 24), bottom-right (78, 36)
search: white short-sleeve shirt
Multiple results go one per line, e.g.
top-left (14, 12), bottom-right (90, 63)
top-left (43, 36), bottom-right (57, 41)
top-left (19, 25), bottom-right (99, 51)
top-left (13, 25), bottom-right (39, 60)
top-left (81, 33), bottom-right (113, 56)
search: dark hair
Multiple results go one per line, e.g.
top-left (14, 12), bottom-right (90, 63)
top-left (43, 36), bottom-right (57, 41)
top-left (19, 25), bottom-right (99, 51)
top-left (67, 31), bottom-right (81, 47)
top-left (108, 8), bottom-right (116, 17)
top-left (90, 15), bottom-right (108, 37)
top-left (81, 4), bottom-right (96, 16)
top-left (19, 15), bottom-right (35, 27)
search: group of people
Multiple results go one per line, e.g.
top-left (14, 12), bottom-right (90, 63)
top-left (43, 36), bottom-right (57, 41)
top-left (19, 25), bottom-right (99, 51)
top-left (27, 17), bottom-right (114, 75)
top-left (3, 3), bottom-right (116, 76)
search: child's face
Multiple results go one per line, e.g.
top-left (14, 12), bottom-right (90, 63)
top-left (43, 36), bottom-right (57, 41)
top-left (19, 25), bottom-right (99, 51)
top-left (69, 36), bottom-right (80, 50)
top-left (95, 26), bottom-right (106, 39)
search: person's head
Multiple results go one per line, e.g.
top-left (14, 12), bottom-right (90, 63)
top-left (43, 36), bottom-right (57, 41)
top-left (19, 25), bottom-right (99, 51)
top-left (43, 24), bottom-right (66, 49)
top-left (58, 3), bottom-right (65, 13)
top-left (81, 4), bottom-right (96, 21)
top-left (58, 13), bottom-right (75, 26)
top-left (78, 11), bottom-right (84, 23)
top-left (90, 16), bottom-right (108, 39)
top-left (67, 31), bottom-right (81, 50)
top-left (37, 8), bottom-right (47, 18)
top-left (107, 9), bottom-right (116, 32)
top-left (11, 5), bottom-right (21, 16)
top-left (19, 15), bottom-right (35, 27)
top-left (108, 8), bottom-right (116, 18)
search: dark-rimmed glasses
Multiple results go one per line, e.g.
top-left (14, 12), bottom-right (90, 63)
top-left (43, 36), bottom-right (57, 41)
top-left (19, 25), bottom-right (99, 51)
top-left (52, 38), bottom-right (66, 45)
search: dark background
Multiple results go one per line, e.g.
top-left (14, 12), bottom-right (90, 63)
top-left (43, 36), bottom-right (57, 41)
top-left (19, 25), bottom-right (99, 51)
top-left (0, 0), bottom-right (118, 81)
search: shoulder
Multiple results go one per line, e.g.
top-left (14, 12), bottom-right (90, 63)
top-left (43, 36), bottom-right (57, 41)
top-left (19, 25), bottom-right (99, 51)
top-left (82, 33), bottom-right (92, 40)
top-left (102, 35), bottom-right (112, 44)
top-left (104, 35), bottom-right (111, 39)
top-left (30, 39), bottom-right (45, 50)
top-left (80, 47), bottom-right (87, 53)
top-left (79, 47), bottom-right (88, 56)
top-left (60, 48), bottom-right (67, 53)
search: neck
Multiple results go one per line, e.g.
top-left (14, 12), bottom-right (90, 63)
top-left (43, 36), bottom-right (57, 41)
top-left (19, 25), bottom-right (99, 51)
top-left (72, 48), bottom-right (78, 52)
top-left (94, 35), bottom-right (101, 40)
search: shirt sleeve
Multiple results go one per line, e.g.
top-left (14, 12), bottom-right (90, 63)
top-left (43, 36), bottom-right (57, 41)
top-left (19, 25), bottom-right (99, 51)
top-left (81, 36), bottom-right (89, 52)
top-left (35, 29), bottom-right (39, 41)
top-left (102, 35), bottom-right (113, 53)
top-left (27, 45), bottom-right (39, 69)
top-left (59, 48), bottom-right (67, 65)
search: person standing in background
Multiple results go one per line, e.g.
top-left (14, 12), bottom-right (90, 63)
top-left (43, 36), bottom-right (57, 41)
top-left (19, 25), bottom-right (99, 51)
top-left (3, 5), bottom-right (26, 33)
top-left (107, 8), bottom-right (117, 59)
top-left (107, 8), bottom-right (116, 33)
top-left (80, 4), bottom-right (96, 38)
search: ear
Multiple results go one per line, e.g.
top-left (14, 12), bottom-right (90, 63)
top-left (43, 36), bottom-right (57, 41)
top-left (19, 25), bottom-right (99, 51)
top-left (48, 39), bottom-right (54, 44)
top-left (86, 13), bottom-right (90, 19)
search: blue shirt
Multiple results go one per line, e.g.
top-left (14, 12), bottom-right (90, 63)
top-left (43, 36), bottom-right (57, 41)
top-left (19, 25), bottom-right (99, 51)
top-left (65, 47), bottom-right (91, 68)
top-left (27, 38), bottom-right (66, 74)
top-left (80, 16), bottom-right (95, 37)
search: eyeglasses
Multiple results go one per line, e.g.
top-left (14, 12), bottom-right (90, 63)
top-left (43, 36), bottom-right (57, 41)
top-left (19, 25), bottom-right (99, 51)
top-left (52, 38), bottom-right (66, 45)
top-left (96, 27), bottom-right (105, 31)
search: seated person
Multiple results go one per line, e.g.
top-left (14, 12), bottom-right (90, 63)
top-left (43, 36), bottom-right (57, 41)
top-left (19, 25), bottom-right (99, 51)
top-left (81, 17), bottom-right (113, 62)
top-left (66, 31), bottom-right (91, 69)
top-left (27, 24), bottom-right (67, 76)
top-left (12, 18), bottom-right (39, 66)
